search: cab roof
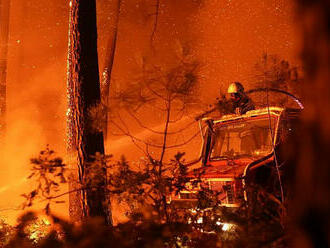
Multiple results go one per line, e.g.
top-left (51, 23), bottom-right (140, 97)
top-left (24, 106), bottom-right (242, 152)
top-left (202, 106), bottom-right (285, 124)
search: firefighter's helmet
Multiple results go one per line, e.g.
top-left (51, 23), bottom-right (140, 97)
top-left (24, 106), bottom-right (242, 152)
top-left (227, 82), bottom-right (244, 94)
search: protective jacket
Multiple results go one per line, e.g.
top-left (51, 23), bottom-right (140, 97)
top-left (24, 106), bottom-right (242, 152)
top-left (231, 94), bottom-right (255, 114)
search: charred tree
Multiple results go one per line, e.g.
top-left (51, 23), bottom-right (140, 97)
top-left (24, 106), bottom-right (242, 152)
top-left (67, 0), bottom-right (111, 225)
top-left (0, 0), bottom-right (10, 145)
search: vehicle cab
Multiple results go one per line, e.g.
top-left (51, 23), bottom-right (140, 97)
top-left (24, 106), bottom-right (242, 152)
top-left (169, 107), bottom-right (301, 209)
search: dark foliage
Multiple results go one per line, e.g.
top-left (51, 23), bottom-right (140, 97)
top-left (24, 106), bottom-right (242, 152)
top-left (13, 148), bottom-right (289, 247)
top-left (21, 147), bottom-right (66, 213)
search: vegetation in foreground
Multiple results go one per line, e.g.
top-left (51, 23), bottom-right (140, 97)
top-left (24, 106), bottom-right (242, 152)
top-left (0, 147), bottom-right (288, 248)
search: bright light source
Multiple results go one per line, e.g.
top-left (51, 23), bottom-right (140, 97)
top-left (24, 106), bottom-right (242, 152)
top-left (215, 220), bottom-right (235, 231)
top-left (66, 108), bottom-right (71, 117)
top-left (197, 217), bottom-right (203, 224)
top-left (222, 223), bottom-right (234, 231)
top-left (42, 218), bottom-right (50, 225)
top-left (190, 209), bottom-right (197, 214)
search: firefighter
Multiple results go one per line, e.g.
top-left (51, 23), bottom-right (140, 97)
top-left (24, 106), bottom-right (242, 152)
top-left (195, 82), bottom-right (255, 120)
top-left (227, 82), bottom-right (255, 114)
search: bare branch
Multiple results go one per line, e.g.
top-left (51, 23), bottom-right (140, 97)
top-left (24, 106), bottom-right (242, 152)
top-left (150, 0), bottom-right (160, 48)
top-left (159, 97), bottom-right (171, 165)
top-left (124, 108), bottom-right (195, 135)
top-left (110, 120), bottom-right (205, 150)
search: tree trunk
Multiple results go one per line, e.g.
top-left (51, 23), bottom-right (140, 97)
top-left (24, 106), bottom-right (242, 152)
top-left (67, 0), bottom-right (112, 225)
top-left (289, 1), bottom-right (330, 247)
top-left (101, 0), bottom-right (121, 141)
top-left (0, 0), bottom-right (10, 145)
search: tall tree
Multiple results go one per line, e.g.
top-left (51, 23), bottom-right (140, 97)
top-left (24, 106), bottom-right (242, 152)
top-left (289, 1), bottom-right (330, 247)
top-left (101, 0), bottom-right (121, 141)
top-left (67, 0), bottom-right (111, 225)
top-left (0, 0), bottom-right (10, 145)
top-left (108, 53), bottom-right (200, 223)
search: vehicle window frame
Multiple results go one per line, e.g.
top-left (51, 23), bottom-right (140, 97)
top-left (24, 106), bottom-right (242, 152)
top-left (208, 115), bottom-right (280, 161)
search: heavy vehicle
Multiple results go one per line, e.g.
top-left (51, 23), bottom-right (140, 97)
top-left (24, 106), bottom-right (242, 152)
top-left (168, 106), bottom-right (301, 210)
